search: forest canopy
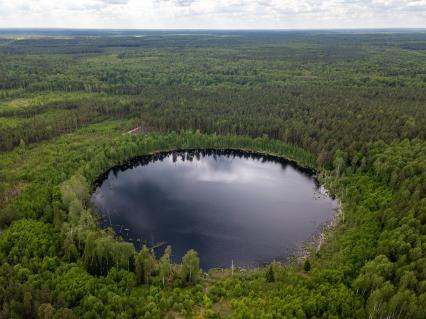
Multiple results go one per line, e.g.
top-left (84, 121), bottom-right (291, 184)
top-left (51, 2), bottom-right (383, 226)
top-left (0, 30), bottom-right (425, 318)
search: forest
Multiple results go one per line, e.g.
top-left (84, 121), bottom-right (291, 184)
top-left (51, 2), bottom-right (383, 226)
top-left (0, 30), bottom-right (425, 318)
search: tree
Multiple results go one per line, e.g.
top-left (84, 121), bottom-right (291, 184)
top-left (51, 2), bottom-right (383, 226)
top-left (53, 308), bottom-right (78, 319)
top-left (114, 241), bottom-right (135, 271)
top-left (38, 304), bottom-right (55, 319)
top-left (95, 236), bottom-right (113, 275)
top-left (160, 245), bottom-right (172, 287)
top-left (60, 174), bottom-right (89, 209)
top-left (303, 259), bottom-right (311, 272)
top-left (265, 265), bottom-right (275, 282)
top-left (63, 237), bottom-right (78, 262)
top-left (182, 249), bottom-right (200, 284)
top-left (135, 245), bottom-right (156, 284)
top-left (68, 199), bottom-right (83, 226)
top-left (23, 285), bottom-right (33, 317)
top-left (333, 150), bottom-right (346, 177)
top-left (18, 139), bottom-right (26, 154)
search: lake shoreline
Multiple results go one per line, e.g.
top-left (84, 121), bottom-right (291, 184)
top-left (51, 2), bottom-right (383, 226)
top-left (91, 148), bottom-right (334, 270)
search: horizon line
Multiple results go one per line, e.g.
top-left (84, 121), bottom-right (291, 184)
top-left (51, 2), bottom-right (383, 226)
top-left (0, 27), bottom-right (426, 31)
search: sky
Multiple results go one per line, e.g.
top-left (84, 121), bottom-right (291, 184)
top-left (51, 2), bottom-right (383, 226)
top-left (0, 0), bottom-right (425, 29)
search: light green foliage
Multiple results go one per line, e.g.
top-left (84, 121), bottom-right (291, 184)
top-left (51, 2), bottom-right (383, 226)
top-left (135, 246), bottom-right (156, 285)
top-left (160, 245), bottom-right (173, 287)
top-left (0, 219), bottom-right (59, 264)
top-left (182, 249), bottom-right (200, 284)
top-left (60, 174), bottom-right (89, 209)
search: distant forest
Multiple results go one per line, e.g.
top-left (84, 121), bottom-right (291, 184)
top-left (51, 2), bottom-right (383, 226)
top-left (0, 30), bottom-right (425, 318)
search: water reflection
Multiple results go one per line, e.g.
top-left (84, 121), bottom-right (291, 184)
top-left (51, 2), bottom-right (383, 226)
top-left (91, 150), bottom-right (336, 269)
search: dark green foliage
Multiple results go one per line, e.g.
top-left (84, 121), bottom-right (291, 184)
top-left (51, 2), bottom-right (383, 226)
top-left (303, 259), bottom-right (311, 272)
top-left (265, 265), bottom-right (275, 282)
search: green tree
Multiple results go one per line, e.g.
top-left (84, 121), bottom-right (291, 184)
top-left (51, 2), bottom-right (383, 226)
top-left (160, 245), bottom-right (172, 287)
top-left (38, 304), bottom-right (55, 319)
top-left (135, 245), bottom-right (156, 284)
top-left (333, 150), bottom-right (346, 177)
top-left (182, 249), bottom-right (200, 284)
top-left (303, 259), bottom-right (311, 272)
top-left (265, 265), bottom-right (275, 282)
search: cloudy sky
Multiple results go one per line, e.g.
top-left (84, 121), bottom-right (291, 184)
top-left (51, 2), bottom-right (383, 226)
top-left (0, 0), bottom-right (425, 29)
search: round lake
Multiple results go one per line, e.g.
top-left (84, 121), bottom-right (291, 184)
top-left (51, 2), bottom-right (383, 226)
top-left (91, 150), bottom-right (337, 269)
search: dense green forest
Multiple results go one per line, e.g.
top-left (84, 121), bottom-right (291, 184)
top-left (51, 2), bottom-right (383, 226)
top-left (0, 30), bottom-right (425, 318)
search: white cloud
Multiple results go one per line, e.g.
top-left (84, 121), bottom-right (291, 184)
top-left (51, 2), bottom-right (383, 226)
top-left (0, 0), bottom-right (424, 29)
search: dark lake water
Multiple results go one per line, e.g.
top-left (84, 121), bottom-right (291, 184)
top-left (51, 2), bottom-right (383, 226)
top-left (91, 150), bottom-right (337, 269)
